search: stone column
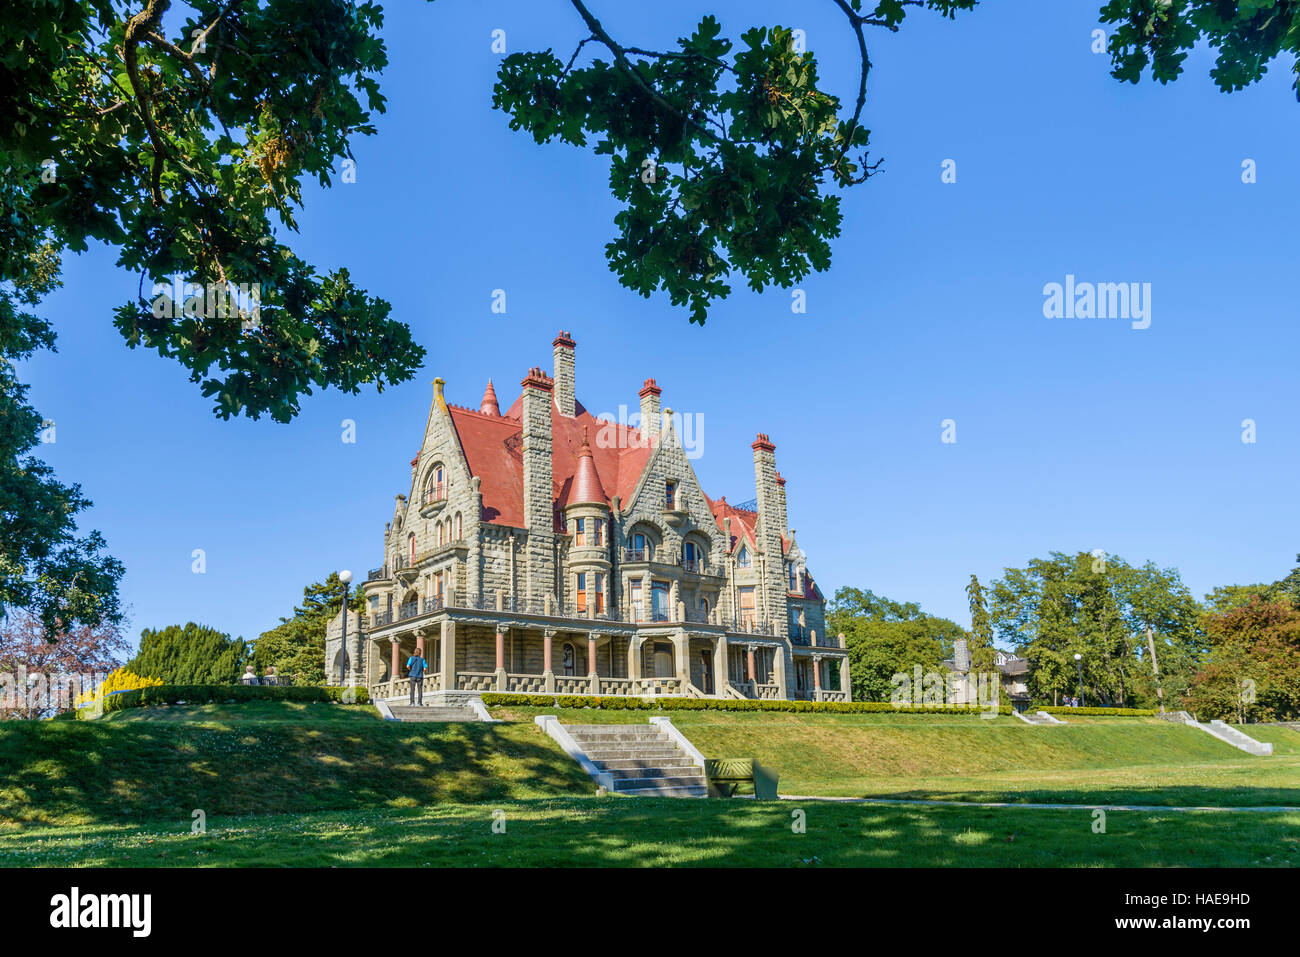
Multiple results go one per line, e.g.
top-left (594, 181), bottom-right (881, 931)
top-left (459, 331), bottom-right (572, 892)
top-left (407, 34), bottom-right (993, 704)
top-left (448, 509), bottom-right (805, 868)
top-left (543, 629), bottom-right (555, 693)
top-left (839, 654), bottom-right (852, 699)
top-left (746, 645), bottom-right (757, 685)
top-left (673, 629), bottom-right (689, 684)
top-left (495, 628), bottom-right (507, 691)
top-left (713, 637), bottom-right (729, 698)
top-left (628, 635), bottom-right (643, 691)
top-left (774, 644), bottom-right (789, 700)
top-left (588, 632), bottom-right (600, 694)
top-left (812, 653), bottom-right (823, 702)
top-left (641, 572), bottom-right (652, 621)
top-left (439, 619), bottom-right (456, 693)
top-left (390, 638), bottom-right (401, 685)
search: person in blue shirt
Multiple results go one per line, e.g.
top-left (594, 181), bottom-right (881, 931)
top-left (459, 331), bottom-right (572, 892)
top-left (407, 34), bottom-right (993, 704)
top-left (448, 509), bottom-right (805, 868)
top-left (406, 650), bottom-right (428, 706)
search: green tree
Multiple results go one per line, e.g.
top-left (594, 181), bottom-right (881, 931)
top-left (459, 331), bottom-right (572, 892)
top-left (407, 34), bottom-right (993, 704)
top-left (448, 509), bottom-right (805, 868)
top-left (965, 574), bottom-right (995, 674)
top-left (1101, 0), bottom-right (1300, 100)
top-left (253, 572), bottom-right (364, 685)
top-left (127, 622), bottom-right (249, 684)
top-left (828, 586), bottom-right (965, 702)
top-left (3, 1), bottom-right (978, 630)
top-left (990, 551), bottom-right (1203, 708)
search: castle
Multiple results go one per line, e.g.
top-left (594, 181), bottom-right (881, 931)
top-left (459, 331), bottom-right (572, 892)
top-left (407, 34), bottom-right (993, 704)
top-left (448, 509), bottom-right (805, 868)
top-left (325, 331), bottom-right (850, 703)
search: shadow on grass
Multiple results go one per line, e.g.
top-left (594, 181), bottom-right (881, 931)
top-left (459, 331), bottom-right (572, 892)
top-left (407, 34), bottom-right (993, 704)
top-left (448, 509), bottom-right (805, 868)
top-left (0, 720), bottom-right (591, 829)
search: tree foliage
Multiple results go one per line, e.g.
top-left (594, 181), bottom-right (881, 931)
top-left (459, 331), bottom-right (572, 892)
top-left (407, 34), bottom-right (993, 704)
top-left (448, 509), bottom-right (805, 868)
top-left (252, 571), bottom-right (363, 685)
top-left (828, 586), bottom-right (965, 702)
top-left (0, 608), bottom-right (131, 717)
top-left (126, 621), bottom-right (249, 684)
top-left (1186, 597), bottom-right (1300, 722)
top-left (1101, 0), bottom-right (1300, 99)
top-left (989, 551), bottom-right (1203, 708)
top-left (494, 1), bottom-right (977, 323)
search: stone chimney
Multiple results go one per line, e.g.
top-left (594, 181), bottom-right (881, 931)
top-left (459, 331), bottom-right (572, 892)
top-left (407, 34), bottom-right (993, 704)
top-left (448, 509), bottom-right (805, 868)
top-left (638, 378), bottom-right (662, 446)
top-left (552, 331), bottom-right (576, 417)
top-left (521, 367), bottom-right (556, 606)
top-left (775, 471), bottom-right (788, 535)
top-left (752, 433), bottom-right (787, 636)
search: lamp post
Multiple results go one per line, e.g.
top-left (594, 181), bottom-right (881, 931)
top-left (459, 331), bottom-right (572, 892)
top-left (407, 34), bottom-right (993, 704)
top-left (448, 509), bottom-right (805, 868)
top-left (339, 569), bottom-right (353, 685)
top-left (1073, 652), bottom-right (1084, 707)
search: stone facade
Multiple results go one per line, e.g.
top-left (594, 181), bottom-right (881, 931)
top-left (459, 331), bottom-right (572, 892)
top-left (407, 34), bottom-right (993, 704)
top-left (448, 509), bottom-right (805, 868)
top-left (326, 331), bottom-right (849, 702)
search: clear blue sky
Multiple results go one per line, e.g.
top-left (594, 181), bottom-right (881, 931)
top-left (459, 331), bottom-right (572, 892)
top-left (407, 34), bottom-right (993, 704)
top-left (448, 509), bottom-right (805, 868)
top-left (21, 0), bottom-right (1300, 647)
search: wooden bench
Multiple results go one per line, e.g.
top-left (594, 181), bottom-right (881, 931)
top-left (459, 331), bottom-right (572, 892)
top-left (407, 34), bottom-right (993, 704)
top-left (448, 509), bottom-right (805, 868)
top-left (704, 758), bottom-right (779, 800)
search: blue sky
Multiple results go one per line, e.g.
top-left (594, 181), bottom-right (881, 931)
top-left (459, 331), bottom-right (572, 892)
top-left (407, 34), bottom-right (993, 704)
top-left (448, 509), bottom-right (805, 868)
top-left (22, 0), bottom-right (1300, 646)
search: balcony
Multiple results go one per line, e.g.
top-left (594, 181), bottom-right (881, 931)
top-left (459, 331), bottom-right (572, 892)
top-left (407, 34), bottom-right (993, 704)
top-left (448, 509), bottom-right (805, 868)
top-left (623, 548), bottom-right (649, 563)
top-left (367, 566), bottom-right (388, 582)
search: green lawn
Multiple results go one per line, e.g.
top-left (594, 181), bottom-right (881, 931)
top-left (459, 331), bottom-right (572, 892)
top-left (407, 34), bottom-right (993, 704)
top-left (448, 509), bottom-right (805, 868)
top-left (3, 798), bottom-right (1296, 868)
top-left (5, 701), bottom-right (1298, 868)
top-left (492, 706), bottom-right (1300, 806)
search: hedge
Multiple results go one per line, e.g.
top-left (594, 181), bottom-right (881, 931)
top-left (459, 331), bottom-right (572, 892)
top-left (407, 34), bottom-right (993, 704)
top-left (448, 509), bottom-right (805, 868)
top-left (77, 683), bottom-right (369, 717)
top-left (480, 692), bottom-right (1013, 716)
top-left (1039, 706), bottom-right (1156, 717)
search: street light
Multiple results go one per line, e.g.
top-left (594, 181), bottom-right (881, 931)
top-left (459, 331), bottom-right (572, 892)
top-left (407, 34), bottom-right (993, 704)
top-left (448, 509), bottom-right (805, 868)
top-left (1073, 652), bottom-right (1084, 707)
top-left (339, 569), bottom-right (353, 684)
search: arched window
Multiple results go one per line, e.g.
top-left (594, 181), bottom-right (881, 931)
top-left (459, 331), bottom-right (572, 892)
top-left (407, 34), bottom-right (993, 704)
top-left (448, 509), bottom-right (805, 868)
top-left (454, 513), bottom-right (462, 540)
top-left (562, 643), bottom-right (576, 676)
top-left (737, 545), bottom-right (751, 568)
top-left (408, 533), bottom-right (416, 565)
top-left (425, 465), bottom-right (445, 504)
top-left (437, 521), bottom-right (445, 546)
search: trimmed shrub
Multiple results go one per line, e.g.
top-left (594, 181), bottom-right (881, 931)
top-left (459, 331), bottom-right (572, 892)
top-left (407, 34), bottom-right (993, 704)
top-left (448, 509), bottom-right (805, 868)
top-left (480, 692), bottom-right (1014, 717)
top-left (80, 683), bottom-right (369, 717)
top-left (1039, 706), bottom-right (1155, 717)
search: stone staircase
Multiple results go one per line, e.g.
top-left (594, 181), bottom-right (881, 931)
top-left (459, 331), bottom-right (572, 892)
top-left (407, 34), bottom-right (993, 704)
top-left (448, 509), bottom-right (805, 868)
top-left (386, 703), bottom-right (482, 722)
top-left (1013, 710), bottom-right (1065, 725)
top-left (1157, 710), bottom-right (1272, 755)
top-left (565, 725), bottom-right (707, 797)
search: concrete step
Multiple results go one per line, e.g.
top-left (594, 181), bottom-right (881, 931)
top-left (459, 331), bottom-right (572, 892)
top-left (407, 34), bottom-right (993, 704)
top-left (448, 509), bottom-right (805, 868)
top-left (568, 730), bottom-right (673, 743)
top-left (600, 764), bottom-right (701, 780)
top-left (581, 746), bottom-right (685, 760)
top-left (610, 772), bottom-right (706, 791)
top-left (616, 785), bottom-right (709, 798)
top-left (592, 755), bottom-right (699, 772)
top-left (389, 706), bottom-right (479, 722)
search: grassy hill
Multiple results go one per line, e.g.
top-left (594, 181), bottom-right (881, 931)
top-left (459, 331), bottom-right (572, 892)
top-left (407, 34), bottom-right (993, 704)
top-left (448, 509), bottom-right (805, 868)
top-left (3, 702), bottom-right (1298, 867)
top-left (492, 705), bottom-right (1300, 807)
top-left (0, 702), bottom-right (589, 828)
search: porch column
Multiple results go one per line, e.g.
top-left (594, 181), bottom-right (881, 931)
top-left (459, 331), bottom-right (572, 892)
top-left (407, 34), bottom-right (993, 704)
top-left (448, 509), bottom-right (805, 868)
top-left (628, 635), bottom-right (643, 691)
top-left (774, 644), bottom-right (789, 700)
top-left (839, 654), bottom-right (852, 700)
top-left (390, 638), bottom-right (401, 685)
top-left (674, 628), bottom-right (689, 683)
top-left (495, 628), bottom-right (507, 691)
top-left (812, 653), bottom-right (823, 701)
top-left (440, 619), bottom-right (456, 692)
top-left (588, 632), bottom-right (600, 694)
top-left (713, 637), bottom-right (729, 698)
top-left (543, 629), bottom-right (555, 693)
top-left (746, 644), bottom-right (757, 691)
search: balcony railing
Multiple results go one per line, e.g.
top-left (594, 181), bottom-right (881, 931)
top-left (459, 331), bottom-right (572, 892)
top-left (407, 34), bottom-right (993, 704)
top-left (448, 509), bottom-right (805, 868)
top-left (367, 566), bottom-right (388, 582)
top-left (623, 548), bottom-right (648, 563)
top-left (681, 558), bottom-right (703, 574)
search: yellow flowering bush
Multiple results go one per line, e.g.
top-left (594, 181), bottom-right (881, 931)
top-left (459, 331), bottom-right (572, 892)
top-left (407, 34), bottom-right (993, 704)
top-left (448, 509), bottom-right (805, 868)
top-left (75, 667), bottom-right (163, 709)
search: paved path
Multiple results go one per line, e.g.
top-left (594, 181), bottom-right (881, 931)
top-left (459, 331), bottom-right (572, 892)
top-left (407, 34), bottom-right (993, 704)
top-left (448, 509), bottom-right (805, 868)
top-left (778, 795), bottom-right (1300, 813)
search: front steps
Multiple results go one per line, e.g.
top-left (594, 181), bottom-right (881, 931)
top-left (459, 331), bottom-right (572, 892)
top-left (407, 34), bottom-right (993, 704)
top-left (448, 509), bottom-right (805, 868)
top-left (1157, 710), bottom-right (1272, 755)
top-left (387, 703), bottom-right (482, 722)
top-left (535, 717), bottom-right (707, 797)
top-left (1014, 710), bottom-right (1065, 725)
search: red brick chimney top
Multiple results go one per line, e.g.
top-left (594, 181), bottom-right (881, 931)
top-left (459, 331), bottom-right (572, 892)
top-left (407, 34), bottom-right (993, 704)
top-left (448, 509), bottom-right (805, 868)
top-left (521, 367), bottom-right (554, 391)
top-left (553, 330), bottom-right (576, 348)
top-left (638, 378), bottom-right (661, 398)
top-left (752, 433), bottom-right (775, 453)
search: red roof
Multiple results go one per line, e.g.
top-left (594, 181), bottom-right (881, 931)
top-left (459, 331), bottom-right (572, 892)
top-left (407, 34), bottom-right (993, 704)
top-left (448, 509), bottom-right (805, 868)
top-left (449, 392), bottom-right (654, 530)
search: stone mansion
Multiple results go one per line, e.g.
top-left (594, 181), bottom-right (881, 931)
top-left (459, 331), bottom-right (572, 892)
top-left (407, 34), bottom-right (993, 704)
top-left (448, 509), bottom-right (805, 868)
top-left (326, 331), bottom-right (850, 703)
